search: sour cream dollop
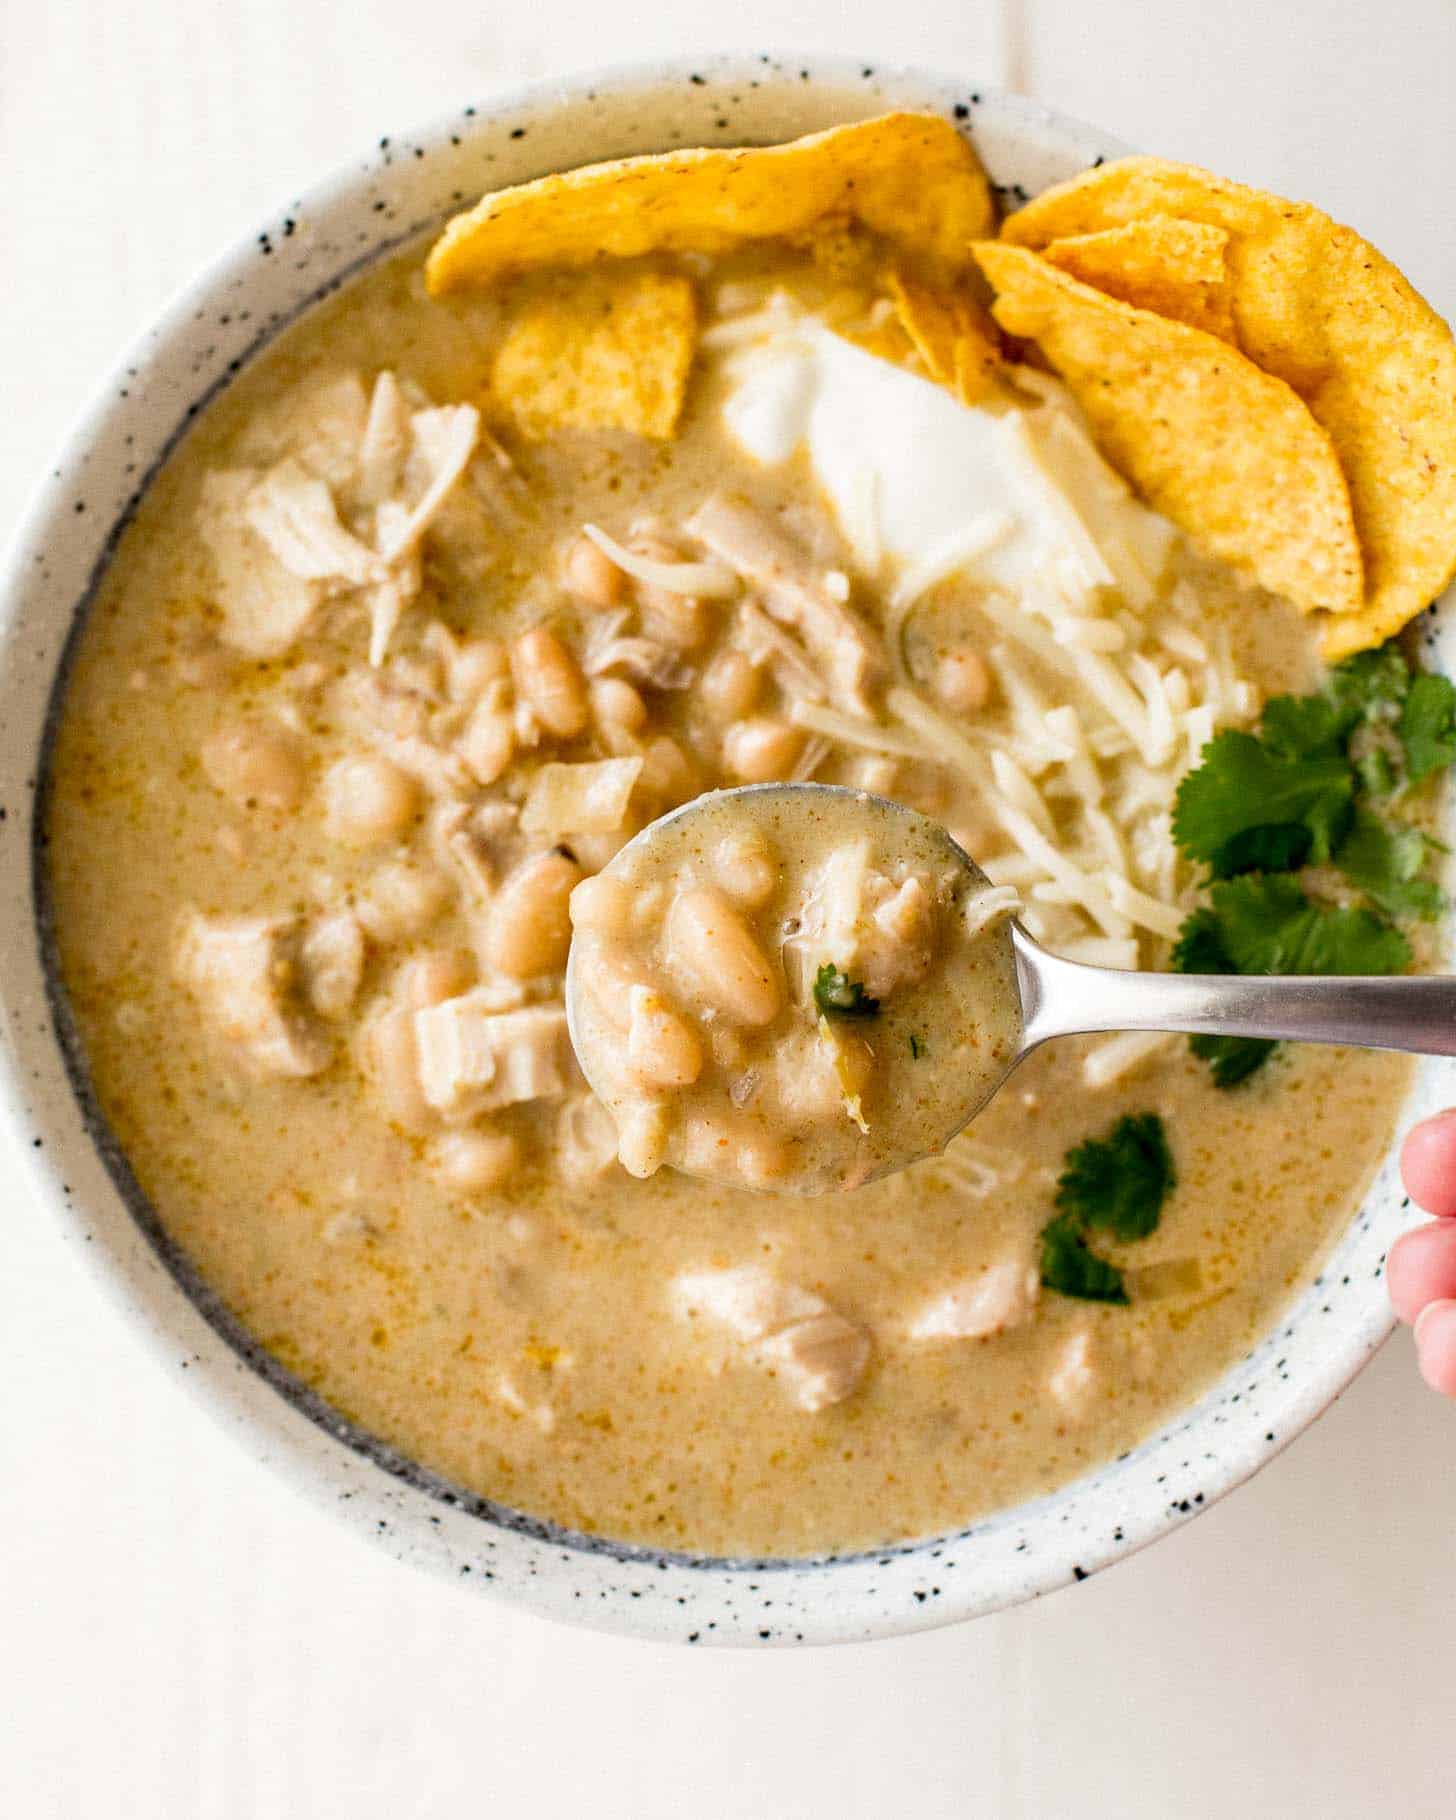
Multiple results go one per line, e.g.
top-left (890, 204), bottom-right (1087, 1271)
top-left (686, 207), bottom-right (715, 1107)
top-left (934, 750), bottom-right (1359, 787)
top-left (719, 316), bottom-right (1173, 608)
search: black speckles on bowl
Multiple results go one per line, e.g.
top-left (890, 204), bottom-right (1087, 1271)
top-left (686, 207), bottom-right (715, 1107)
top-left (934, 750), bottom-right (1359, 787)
top-left (0, 54), bottom-right (1452, 1647)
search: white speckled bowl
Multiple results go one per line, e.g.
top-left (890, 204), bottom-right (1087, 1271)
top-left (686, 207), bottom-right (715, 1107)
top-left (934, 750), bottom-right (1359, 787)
top-left (1, 55), bottom-right (1451, 1647)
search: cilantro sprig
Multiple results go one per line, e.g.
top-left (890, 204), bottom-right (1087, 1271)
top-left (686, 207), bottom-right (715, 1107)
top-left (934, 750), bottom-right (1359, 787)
top-left (1039, 1113), bottom-right (1176, 1304)
top-left (1170, 643), bottom-right (1450, 1087)
top-left (1334, 807), bottom-right (1443, 922)
top-left (1399, 672), bottom-right (1456, 783)
top-left (1039, 1215), bottom-right (1130, 1305)
top-left (1173, 646), bottom-right (1453, 885)
top-left (1171, 908), bottom-right (1278, 1087)
top-left (1171, 728), bottom-right (1354, 876)
top-left (812, 963), bottom-right (879, 1019)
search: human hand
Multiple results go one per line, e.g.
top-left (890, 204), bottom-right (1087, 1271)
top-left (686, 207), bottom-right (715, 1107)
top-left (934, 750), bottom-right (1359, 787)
top-left (1387, 1110), bottom-right (1456, 1395)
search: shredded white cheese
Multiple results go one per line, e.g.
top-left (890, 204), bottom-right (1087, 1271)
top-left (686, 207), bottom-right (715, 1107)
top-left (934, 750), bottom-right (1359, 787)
top-left (582, 523), bottom-right (739, 599)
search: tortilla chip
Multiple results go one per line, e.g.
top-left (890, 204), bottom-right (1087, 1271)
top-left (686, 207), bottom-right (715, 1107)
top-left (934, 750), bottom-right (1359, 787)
top-left (887, 271), bottom-right (1001, 402)
top-left (973, 243), bottom-right (1363, 616)
top-left (1042, 217), bottom-right (1235, 341)
top-left (491, 269), bottom-right (697, 440)
top-left (426, 113), bottom-right (993, 294)
top-left (1004, 159), bottom-right (1456, 650)
top-left (839, 317), bottom-right (918, 367)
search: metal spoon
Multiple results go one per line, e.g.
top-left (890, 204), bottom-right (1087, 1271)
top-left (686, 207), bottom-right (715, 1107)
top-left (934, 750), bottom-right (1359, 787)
top-left (566, 783), bottom-right (1456, 1192)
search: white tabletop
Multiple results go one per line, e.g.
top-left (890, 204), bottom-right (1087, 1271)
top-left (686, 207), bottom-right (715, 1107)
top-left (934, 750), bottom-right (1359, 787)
top-left (5, 2), bottom-right (1456, 1813)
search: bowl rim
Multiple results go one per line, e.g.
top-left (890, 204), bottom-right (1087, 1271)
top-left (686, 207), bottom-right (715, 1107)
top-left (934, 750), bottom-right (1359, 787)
top-left (0, 49), bottom-right (1447, 1647)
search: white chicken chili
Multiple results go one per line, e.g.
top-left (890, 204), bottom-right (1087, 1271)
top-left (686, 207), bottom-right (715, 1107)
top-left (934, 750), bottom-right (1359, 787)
top-left (44, 221), bottom-right (1425, 1558)
top-left (568, 786), bottom-right (1023, 1191)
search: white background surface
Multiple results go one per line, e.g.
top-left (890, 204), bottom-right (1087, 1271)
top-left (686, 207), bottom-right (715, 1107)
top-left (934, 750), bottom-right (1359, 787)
top-left (4, 2), bottom-right (1456, 1814)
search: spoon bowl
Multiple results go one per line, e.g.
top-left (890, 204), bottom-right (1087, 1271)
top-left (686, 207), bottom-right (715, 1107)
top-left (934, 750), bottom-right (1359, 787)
top-left (567, 783), bottom-right (1456, 1195)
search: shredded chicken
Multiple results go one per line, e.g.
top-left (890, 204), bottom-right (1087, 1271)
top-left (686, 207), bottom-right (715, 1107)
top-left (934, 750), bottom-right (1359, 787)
top-left (1047, 1327), bottom-right (1098, 1415)
top-left (689, 495), bottom-right (883, 713)
top-left (245, 457), bottom-right (380, 587)
top-left (382, 403), bottom-right (481, 562)
top-left (790, 841), bottom-right (938, 1001)
top-left (907, 1261), bottom-right (1040, 1342)
top-left (331, 668), bottom-right (474, 798)
top-left (175, 913), bottom-right (331, 1078)
top-left (670, 1264), bottom-right (870, 1411)
top-left (197, 373), bottom-right (479, 669)
top-left (580, 609), bottom-right (696, 691)
top-left (267, 370), bottom-right (370, 493)
top-left (356, 371), bottom-right (412, 506)
top-left (299, 912), bottom-right (367, 1021)
top-left (197, 470), bottom-right (322, 658)
top-left (730, 600), bottom-right (828, 704)
top-left (554, 1093), bottom-right (621, 1184)
top-left (412, 997), bottom-right (576, 1118)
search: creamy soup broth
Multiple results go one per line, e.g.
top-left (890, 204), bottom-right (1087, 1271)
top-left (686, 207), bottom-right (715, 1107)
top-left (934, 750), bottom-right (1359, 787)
top-left (45, 234), bottom-right (1413, 1557)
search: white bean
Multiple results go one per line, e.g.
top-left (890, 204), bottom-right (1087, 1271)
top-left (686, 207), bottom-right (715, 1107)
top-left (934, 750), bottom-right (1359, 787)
top-left (448, 637), bottom-right (509, 704)
top-left (589, 676), bottom-right (647, 737)
top-left (486, 849), bottom-right (583, 978)
top-left (636, 735), bottom-right (698, 808)
top-left (457, 698), bottom-right (515, 786)
top-left (321, 754), bottom-right (418, 849)
top-left (626, 986), bottom-right (702, 1088)
top-left (666, 886), bottom-right (781, 1026)
top-left (563, 534), bottom-right (625, 610)
top-left (357, 861), bottom-right (452, 943)
top-left (616, 1101), bottom-right (671, 1178)
top-left (511, 627), bottom-right (588, 739)
top-left (200, 722), bottom-right (305, 812)
top-left (934, 648), bottom-right (993, 715)
top-left (699, 648), bottom-right (761, 722)
top-left (845, 754), bottom-right (900, 796)
top-left (713, 835), bottom-right (778, 907)
top-left (722, 717), bottom-right (804, 783)
top-left (569, 874), bottom-right (635, 936)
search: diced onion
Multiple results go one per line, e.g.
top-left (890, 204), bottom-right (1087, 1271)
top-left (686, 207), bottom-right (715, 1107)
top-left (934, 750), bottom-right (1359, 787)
top-left (520, 758), bottom-right (643, 837)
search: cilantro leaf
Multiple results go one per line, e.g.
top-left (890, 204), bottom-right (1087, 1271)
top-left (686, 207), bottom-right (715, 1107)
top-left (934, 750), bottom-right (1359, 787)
top-left (1207, 874), bottom-right (1412, 976)
top-left (1170, 907), bottom-right (1232, 975)
top-left (1212, 823), bottom-right (1316, 875)
top-left (1261, 692), bottom-right (1345, 759)
top-left (1398, 671), bottom-right (1456, 784)
top-left (1055, 1112), bottom-right (1176, 1243)
top-left (1172, 730), bottom-right (1354, 876)
top-left (1189, 1032), bottom-right (1277, 1088)
top-left (812, 963), bottom-right (879, 1018)
top-left (1335, 805), bottom-right (1444, 921)
top-left (1326, 646), bottom-right (1410, 730)
top-left (1171, 913), bottom-right (1276, 1085)
top-left (1039, 1213), bottom-right (1128, 1305)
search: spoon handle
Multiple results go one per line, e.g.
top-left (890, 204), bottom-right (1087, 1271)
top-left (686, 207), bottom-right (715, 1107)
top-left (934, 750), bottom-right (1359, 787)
top-left (1015, 930), bottom-right (1456, 1057)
